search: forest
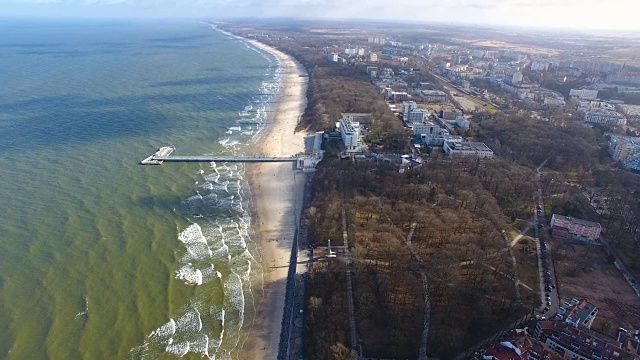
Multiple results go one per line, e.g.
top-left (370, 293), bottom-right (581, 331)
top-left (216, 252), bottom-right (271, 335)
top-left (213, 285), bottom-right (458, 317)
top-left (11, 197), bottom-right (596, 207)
top-left (303, 157), bottom-right (538, 359)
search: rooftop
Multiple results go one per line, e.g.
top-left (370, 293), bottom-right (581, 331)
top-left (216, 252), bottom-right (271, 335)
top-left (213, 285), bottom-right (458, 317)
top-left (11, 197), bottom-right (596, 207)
top-left (538, 321), bottom-right (640, 360)
top-left (420, 90), bottom-right (446, 96)
top-left (447, 141), bottom-right (493, 152)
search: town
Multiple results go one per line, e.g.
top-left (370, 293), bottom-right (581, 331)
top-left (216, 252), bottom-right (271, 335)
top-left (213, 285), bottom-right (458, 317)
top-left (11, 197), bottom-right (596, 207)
top-left (222, 20), bottom-right (640, 360)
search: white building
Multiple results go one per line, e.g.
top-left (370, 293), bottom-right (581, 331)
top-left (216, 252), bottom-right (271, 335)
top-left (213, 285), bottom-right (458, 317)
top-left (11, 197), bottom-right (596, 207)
top-left (443, 141), bottom-right (494, 157)
top-left (426, 134), bottom-right (462, 146)
top-left (402, 101), bottom-right (417, 118)
top-left (407, 109), bottom-right (428, 124)
top-left (328, 53), bottom-right (339, 62)
top-left (338, 115), bottom-right (362, 152)
top-left (370, 53), bottom-right (378, 62)
top-left (569, 89), bottom-right (599, 100)
top-left (390, 92), bottom-right (409, 102)
top-left (584, 109), bottom-right (627, 126)
top-left (413, 122), bottom-right (442, 136)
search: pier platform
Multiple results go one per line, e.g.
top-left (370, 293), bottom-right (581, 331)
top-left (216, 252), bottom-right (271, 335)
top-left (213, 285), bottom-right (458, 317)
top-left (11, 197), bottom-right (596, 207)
top-left (140, 146), bottom-right (175, 165)
top-left (141, 145), bottom-right (323, 172)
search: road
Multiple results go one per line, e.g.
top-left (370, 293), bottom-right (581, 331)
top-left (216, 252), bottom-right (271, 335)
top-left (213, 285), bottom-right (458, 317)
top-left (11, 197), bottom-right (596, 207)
top-left (533, 160), bottom-right (560, 319)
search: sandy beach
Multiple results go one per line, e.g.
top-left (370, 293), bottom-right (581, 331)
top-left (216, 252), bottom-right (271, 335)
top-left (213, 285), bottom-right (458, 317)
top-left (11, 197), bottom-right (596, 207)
top-left (240, 39), bottom-right (309, 359)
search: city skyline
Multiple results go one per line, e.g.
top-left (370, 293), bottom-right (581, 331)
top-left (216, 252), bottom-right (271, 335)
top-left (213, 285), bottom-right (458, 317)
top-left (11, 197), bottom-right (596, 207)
top-left (2, 0), bottom-right (640, 31)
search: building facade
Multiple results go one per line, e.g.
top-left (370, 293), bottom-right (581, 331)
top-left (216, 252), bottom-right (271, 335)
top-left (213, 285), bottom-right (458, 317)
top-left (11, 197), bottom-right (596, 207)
top-left (338, 115), bottom-right (361, 152)
top-left (550, 214), bottom-right (601, 243)
top-left (570, 89), bottom-right (599, 100)
top-left (584, 109), bottom-right (627, 126)
top-left (402, 101), bottom-right (417, 118)
top-left (609, 135), bottom-right (640, 171)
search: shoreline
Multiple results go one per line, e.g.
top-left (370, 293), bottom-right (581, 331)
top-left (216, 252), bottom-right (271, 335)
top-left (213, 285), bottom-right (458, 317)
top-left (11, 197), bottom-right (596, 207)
top-left (238, 38), bottom-right (309, 359)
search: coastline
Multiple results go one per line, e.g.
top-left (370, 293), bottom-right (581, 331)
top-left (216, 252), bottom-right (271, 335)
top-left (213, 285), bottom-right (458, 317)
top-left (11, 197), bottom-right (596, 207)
top-left (239, 38), bottom-right (309, 359)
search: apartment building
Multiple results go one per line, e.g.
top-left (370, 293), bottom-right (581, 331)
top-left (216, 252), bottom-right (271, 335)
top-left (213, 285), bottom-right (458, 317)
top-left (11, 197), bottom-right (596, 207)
top-left (338, 114), bottom-right (361, 152)
top-left (570, 89), bottom-right (599, 100)
top-left (550, 214), bottom-right (601, 243)
top-left (609, 135), bottom-right (640, 171)
top-left (584, 109), bottom-right (627, 126)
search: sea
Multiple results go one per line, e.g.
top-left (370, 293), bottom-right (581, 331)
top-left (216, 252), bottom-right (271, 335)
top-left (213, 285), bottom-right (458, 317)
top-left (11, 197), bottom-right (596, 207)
top-left (0, 19), bottom-right (281, 359)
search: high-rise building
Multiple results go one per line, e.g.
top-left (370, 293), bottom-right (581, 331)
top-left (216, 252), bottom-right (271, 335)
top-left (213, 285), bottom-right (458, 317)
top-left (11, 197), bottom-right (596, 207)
top-left (338, 115), bottom-right (361, 152)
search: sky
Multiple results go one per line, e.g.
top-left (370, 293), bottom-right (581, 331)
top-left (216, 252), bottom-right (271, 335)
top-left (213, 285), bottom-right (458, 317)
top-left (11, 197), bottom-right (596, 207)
top-left (2, 0), bottom-right (640, 31)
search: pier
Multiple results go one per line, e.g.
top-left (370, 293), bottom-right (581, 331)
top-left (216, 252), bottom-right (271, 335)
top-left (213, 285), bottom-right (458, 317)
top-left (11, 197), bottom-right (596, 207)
top-left (154, 156), bottom-right (299, 163)
top-left (140, 146), bottom-right (321, 172)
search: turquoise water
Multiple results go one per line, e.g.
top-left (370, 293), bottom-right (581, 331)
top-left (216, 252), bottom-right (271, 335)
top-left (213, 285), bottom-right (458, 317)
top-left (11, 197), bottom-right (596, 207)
top-left (0, 19), bottom-right (279, 359)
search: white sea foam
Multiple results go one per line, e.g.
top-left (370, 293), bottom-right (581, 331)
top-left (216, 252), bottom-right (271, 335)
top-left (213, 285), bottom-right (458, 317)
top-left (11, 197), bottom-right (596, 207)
top-left (200, 181), bottom-right (214, 191)
top-left (175, 264), bottom-right (203, 285)
top-left (166, 341), bottom-right (189, 357)
top-left (175, 309), bottom-right (202, 333)
top-left (224, 272), bottom-right (245, 315)
top-left (150, 318), bottom-right (176, 338)
top-left (177, 223), bottom-right (213, 265)
top-left (190, 334), bottom-right (209, 357)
